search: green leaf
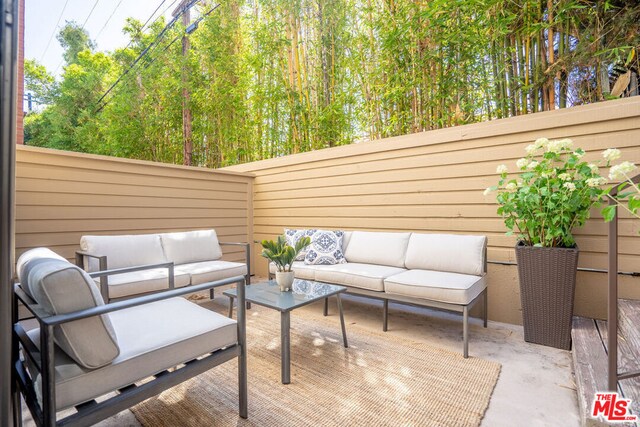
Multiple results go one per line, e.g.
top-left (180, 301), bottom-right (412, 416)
top-left (602, 205), bottom-right (617, 222)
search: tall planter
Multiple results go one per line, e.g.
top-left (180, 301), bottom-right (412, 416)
top-left (515, 244), bottom-right (579, 350)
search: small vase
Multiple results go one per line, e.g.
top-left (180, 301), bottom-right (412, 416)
top-left (275, 271), bottom-right (295, 292)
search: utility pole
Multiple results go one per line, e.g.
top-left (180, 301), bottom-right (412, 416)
top-left (173, 0), bottom-right (193, 166)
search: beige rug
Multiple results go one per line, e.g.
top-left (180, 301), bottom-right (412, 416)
top-left (131, 306), bottom-right (501, 427)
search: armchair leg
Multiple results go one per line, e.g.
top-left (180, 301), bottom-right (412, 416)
top-left (237, 279), bottom-right (248, 419)
top-left (483, 289), bottom-right (488, 328)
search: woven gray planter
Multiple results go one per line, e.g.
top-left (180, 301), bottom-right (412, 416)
top-left (515, 244), bottom-right (579, 350)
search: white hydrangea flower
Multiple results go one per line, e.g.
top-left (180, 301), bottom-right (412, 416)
top-left (496, 164), bottom-right (508, 174)
top-left (505, 182), bottom-right (517, 191)
top-left (525, 144), bottom-right (537, 155)
top-left (609, 161), bottom-right (637, 181)
top-left (527, 161), bottom-right (539, 170)
top-left (603, 148), bottom-right (622, 162)
top-left (516, 158), bottom-right (528, 170)
top-left (563, 182), bottom-right (576, 191)
top-left (558, 173), bottom-right (571, 181)
top-left (546, 139), bottom-right (564, 153)
top-left (483, 187), bottom-right (493, 196)
top-left (558, 138), bottom-right (574, 150)
top-left (586, 177), bottom-right (607, 187)
top-left (575, 151), bottom-right (584, 159)
top-left (534, 138), bottom-right (549, 149)
top-left (588, 164), bottom-right (599, 174)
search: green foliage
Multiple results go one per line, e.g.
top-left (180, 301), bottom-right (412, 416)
top-left (24, 1), bottom-right (640, 167)
top-left (260, 234), bottom-right (311, 272)
top-left (489, 138), bottom-right (613, 248)
top-left (57, 21), bottom-right (96, 65)
top-left (24, 59), bottom-right (55, 103)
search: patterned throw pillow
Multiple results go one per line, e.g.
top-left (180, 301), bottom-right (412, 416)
top-left (304, 230), bottom-right (347, 265)
top-left (285, 228), bottom-right (314, 261)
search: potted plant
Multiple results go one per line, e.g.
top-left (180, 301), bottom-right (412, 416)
top-left (485, 138), bottom-right (616, 350)
top-left (260, 234), bottom-right (311, 291)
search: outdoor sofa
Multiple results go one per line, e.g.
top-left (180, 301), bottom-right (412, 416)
top-left (13, 247), bottom-right (247, 427)
top-left (269, 230), bottom-right (488, 357)
top-left (77, 229), bottom-right (250, 302)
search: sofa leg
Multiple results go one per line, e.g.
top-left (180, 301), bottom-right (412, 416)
top-left (383, 299), bottom-right (389, 332)
top-left (483, 289), bottom-right (488, 328)
top-left (246, 274), bottom-right (251, 310)
top-left (210, 289), bottom-right (215, 300)
top-left (463, 305), bottom-right (469, 358)
top-left (323, 297), bottom-right (329, 316)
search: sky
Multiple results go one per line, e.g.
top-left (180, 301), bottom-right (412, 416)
top-left (25, 0), bottom-right (181, 77)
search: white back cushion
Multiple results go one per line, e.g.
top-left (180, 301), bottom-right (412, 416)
top-left (160, 229), bottom-right (223, 265)
top-left (344, 231), bottom-right (411, 268)
top-left (342, 231), bottom-right (352, 253)
top-left (17, 247), bottom-right (67, 287)
top-left (25, 256), bottom-right (120, 369)
top-left (80, 234), bottom-right (166, 271)
top-left (405, 233), bottom-right (487, 276)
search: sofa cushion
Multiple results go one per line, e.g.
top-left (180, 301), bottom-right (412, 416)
top-left (269, 261), bottom-right (316, 281)
top-left (97, 268), bottom-right (191, 300)
top-left (304, 230), bottom-right (347, 265)
top-left (404, 233), bottom-right (486, 276)
top-left (344, 231), bottom-right (411, 268)
top-left (80, 234), bottom-right (167, 272)
top-left (26, 258), bottom-right (119, 369)
top-left (175, 260), bottom-right (247, 285)
top-left (384, 269), bottom-right (486, 305)
top-left (27, 297), bottom-right (237, 409)
top-left (285, 228), bottom-right (314, 261)
top-left (160, 230), bottom-right (223, 265)
top-left (16, 247), bottom-right (67, 299)
top-left (313, 263), bottom-right (406, 292)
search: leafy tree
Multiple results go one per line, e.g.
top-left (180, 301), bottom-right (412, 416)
top-left (24, 59), bottom-right (55, 104)
top-left (57, 21), bottom-right (95, 65)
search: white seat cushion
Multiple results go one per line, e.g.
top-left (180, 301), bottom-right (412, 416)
top-left (97, 268), bottom-right (191, 299)
top-left (384, 269), bottom-right (486, 305)
top-left (175, 260), bottom-right (247, 285)
top-left (313, 263), bottom-right (406, 292)
top-left (80, 234), bottom-right (167, 271)
top-left (27, 297), bottom-right (238, 410)
top-left (160, 230), bottom-right (223, 265)
top-left (343, 231), bottom-right (411, 268)
top-left (404, 233), bottom-right (486, 276)
top-left (269, 261), bottom-right (316, 280)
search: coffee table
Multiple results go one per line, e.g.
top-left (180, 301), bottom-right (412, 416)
top-left (224, 279), bottom-right (348, 384)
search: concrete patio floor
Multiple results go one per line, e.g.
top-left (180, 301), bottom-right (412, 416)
top-left (22, 282), bottom-right (580, 427)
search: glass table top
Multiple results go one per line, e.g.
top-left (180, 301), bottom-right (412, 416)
top-left (223, 279), bottom-right (347, 312)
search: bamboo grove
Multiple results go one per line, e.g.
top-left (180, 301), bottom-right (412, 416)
top-left (25, 0), bottom-right (640, 167)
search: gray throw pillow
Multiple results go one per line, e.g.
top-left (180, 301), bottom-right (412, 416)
top-left (304, 230), bottom-right (347, 265)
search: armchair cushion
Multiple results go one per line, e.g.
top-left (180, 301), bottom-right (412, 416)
top-left (343, 231), bottom-right (411, 268)
top-left (96, 268), bottom-right (191, 299)
top-left (16, 247), bottom-right (67, 299)
top-left (24, 257), bottom-right (119, 369)
top-left (175, 260), bottom-right (247, 285)
top-left (160, 230), bottom-right (223, 265)
top-left (80, 234), bottom-right (167, 272)
top-left (404, 233), bottom-right (486, 276)
top-left (27, 297), bottom-right (237, 409)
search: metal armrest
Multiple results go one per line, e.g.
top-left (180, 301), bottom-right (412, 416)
top-left (220, 242), bottom-right (251, 285)
top-left (76, 250), bottom-right (109, 301)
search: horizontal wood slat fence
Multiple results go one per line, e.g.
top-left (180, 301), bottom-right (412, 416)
top-left (226, 98), bottom-right (640, 324)
top-left (16, 146), bottom-right (255, 272)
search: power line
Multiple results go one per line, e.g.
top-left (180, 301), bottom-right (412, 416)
top-left (141, 0), bottom-right (170, 31)
top-left (94, 0), bottom-right (202, 111)
top-left (81, 0), bottom-right (101, 30)
top-left (95, 0), bottom-right (126, 41)
top-left (122, 0), bottom-right (179, 52)
top-left (40, 0), bottom-right (70, 62)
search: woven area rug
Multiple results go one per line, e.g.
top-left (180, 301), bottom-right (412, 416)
top-left (131, 305), bottom-right (501, 427)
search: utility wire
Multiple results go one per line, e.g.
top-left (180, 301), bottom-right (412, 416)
top-left (40, 0), bottom-right (70, 62)
top-left (94, 0), bottom-right (202, 111)
top-left (123, 0), bottom-right (179, 52)
top-left (95, 0), bottom-right (126, 41)
top-left (82, 0), bottom-right (101, 30)
top-left (141, 0), bottom-right (170, 31)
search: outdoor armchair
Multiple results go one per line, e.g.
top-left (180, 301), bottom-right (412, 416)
top-left (13, 247), bottom-right (247, 427)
